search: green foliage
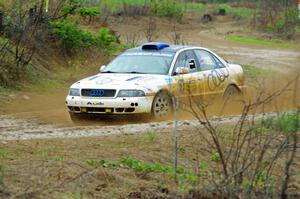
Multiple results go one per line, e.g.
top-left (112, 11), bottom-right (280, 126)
top-left (86, 159), bottom-right (98, 168)
top-left (262, 112), bottom-right (300, 134)
top-left (266, 8), bottom-right (299, 37)
top-left (29, 79), bottom-right (64, 92)
top-left (225, 37), bottom-right (296, 48)
top-left (0, 148), bottom-right (8, 159)
top-left (199, 162), bottom-right (209, 176)
top-left (86, 158), bottom-right (199, 185)
top-left (141, 130), bottom-right (158, 143)
top-left (99, 159), bottom-right (119, 168)
top-left (98, 0), bottom-right (119, 14)
top-left (184, 3), bottom-right (207, 11)
top-left (242, 65), bottom-right (272, 79)
top-left (78, 7), bottom-right (100, 18)
top-left (96, 28), bottom-right (117, 50)
top-left (120, 158), bottom-right (183, 173)
top-left (0, 164), bottom-right (7, 185)
top-left (150, 0), bottom-right (184, 20)
top-left (211, 150), bottom-right (221, 162)
top-left (62, 0), bottom-right (82, 15)
top-left (50, 19), bottom-right (116, 51)
top-left (120, 158), bottom-right (199, 184)
top-left (217, 3), bottom-right (254, 18)
top-left (55, 155), bottom-right (65, 162)
top-left (50, 19), bottom-right (94, 48)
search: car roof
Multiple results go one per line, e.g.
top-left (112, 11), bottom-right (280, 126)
top-left (124, 42), bottom-right (194, 54)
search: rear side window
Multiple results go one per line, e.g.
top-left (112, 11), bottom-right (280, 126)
top-left (213, 56), bottom-right (226, 68)
top-left (194, 50), bottom-right (217, 71)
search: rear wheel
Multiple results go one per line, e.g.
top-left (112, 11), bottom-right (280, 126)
top-left (223, 85), bottom-right (242, 101)
top-left (151, 92), bottom-right (173, 119)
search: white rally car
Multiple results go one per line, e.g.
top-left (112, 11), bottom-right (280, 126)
top-left (66, 42), bottom-right (244, 121)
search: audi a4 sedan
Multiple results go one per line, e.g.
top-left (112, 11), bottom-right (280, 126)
top-left (66, 42), bottom-right (244, 122)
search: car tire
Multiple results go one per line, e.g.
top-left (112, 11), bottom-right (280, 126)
top-left (223, 85), bottom-right (242, 101)
top-left (151, 92), bottom-right (173, 119)
top-left (69, 112), bottom-right (89, 124)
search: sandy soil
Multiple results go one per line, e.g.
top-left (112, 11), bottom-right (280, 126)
top-left (0, 14), bottom-right (299, 139)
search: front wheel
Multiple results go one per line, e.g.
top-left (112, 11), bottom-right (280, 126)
top-left (69, 112), bottom-right (90, 124)
top-left (151, 92), bottom-right (173, 119)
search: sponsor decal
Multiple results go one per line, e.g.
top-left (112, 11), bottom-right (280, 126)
top-left (207, 68), bottom-right (229, 91)
top-left (88, 76), bottom-right (100, 81)
top-left (87, 102), bottom-right (104, 106)
top-left (126, 76), bottom-right (143, 81)
top-left (96, 77), bottom-right (114, 85)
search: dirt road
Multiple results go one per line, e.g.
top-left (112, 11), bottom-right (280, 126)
top-left (0, 16), bottom-right (299, 141)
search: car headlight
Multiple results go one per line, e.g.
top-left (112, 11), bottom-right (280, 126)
top-left (69, 88), bottom-right (80, 96)
top-left (117, 90), bottom-right (145, 97)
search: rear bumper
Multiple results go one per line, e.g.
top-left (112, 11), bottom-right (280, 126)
top-left (66, 95), bottom-right (154, 114)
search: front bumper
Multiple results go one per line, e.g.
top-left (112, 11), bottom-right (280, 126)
top-left (66, 96), bottom-right (154, 114)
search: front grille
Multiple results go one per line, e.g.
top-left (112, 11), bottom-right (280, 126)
top-left (81, 89), bottom-right (116, 97)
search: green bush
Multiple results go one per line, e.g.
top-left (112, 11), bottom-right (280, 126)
top-left (78, 7), bottom-right (100, 18)
top-left (259, 7), bottom-right (299, 38)
top-left (95, 28), bottom-right (116, 49)
top-left (267, 8), bottom-right (299, 37)
top-left (150, 0), bottom-right (184, 20)
top-left (50, 19), bottom-right (116, 51)
top-left (50, 20), bottom-right (94, 48)
top-left (62, 0), bottom-right (82, 15)
top-left (262, 111), bottom-right (300, 134)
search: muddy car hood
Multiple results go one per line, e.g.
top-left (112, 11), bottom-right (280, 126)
top-left (71, 73), bottom-right (174, 93)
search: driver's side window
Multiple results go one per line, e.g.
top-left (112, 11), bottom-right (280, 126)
top-left (173, 50), bottom-right (198, 75)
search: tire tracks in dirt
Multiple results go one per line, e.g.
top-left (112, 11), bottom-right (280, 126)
top-left (0, 113), bottom-right (277, 141)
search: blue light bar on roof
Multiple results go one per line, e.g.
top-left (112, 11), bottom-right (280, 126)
top-left (142, 42), bottom-right (170, 50)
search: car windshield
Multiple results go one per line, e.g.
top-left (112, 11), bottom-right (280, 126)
top-left (102, 52), bottom-right (175, 75)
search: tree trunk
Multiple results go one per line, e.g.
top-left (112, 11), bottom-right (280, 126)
top-left (0, 12), bottom-right (3, 32)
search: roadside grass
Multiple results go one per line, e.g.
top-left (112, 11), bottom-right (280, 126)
top-left (0, 130), bottom-right (201, 197)
top-left (217, 3), bottom-right (254, 18)
top-left (0, 148), bottom-right (9, 159)
top-left (225, 37), bottom-right (297, 48)
top-left (183, 2), bottom-right (207, 11)
top-left (141, 130), bottom-right (159, 143)
top-left (0, 117), bottom-right (298, 198)
top-left (242, 65), bottom-right (273, 79)
top-left (21, 50), bottom-right (108, 93)
top-left (82, 0), bottom-right (252, 18)
top-left (0, 86), bottom-right (19, 94)
top-left (86, 158), bottom-right (199, 185)
top-left (28, 79), bottom-right (65, 92)
top-left (100, 0), bottom-right (150, 6)
top-left (262, 111), bottom-right (300, 134)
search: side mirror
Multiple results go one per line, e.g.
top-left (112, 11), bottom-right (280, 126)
top-left (99, 65), bottom-right (106, 72)
top-left (175, 67), bottom-right (190, 75)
